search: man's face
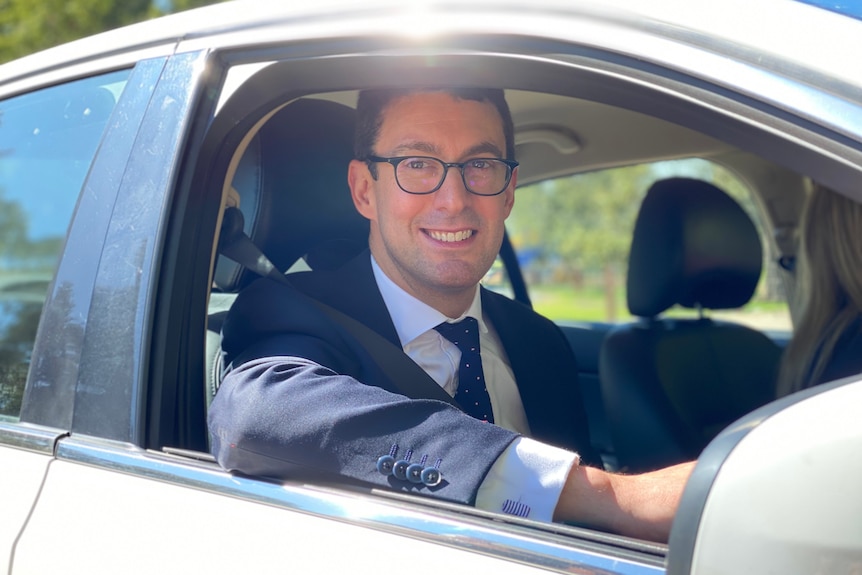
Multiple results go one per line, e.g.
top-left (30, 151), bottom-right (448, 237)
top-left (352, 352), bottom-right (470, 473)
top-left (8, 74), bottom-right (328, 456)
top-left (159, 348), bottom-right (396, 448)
top-left (348, 92), bottom-right (516, 310)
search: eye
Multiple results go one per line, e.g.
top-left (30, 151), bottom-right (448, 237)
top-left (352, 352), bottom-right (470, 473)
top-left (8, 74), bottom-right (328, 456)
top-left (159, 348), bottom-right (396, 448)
top-left (469, 159), bottom-right (492, 170)
top-left (405, 158), bottom-right (430, 170)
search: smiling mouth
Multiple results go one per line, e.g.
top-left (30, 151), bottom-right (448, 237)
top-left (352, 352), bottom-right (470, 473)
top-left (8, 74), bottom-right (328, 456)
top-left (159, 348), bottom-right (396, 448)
top-left (427, 229), bottom-right (474, 242)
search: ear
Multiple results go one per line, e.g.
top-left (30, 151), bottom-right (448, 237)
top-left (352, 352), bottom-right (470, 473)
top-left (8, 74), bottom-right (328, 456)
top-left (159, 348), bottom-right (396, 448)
top-left (348, 159), bottom-right (376, 221)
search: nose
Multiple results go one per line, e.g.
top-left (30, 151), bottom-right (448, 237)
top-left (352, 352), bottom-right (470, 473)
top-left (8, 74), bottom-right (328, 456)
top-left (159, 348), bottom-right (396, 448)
top-left (432, 166), bottom-right (470, 211)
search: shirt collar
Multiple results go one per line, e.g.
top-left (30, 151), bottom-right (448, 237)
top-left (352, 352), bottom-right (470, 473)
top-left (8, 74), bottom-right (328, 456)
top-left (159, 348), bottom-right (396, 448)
top-left (371, 254), bottom-right (487, 347)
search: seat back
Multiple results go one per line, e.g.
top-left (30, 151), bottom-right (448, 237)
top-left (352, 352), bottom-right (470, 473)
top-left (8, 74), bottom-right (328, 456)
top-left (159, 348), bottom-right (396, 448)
top-left (214, 98), bottom-right (367, 292)
top-left (206, 98), bottom-right (367, 405)
top-left (599, 178), bottom-right (781, 472)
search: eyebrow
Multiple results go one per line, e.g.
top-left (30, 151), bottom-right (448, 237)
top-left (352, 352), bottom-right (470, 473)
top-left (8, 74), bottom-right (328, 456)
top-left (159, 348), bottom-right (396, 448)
top-left (389, 140), bottom-right (505, 159)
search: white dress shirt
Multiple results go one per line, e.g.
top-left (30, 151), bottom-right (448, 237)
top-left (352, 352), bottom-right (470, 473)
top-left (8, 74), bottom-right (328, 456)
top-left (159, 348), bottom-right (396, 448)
top-left (371, 256), bottom-right (579, 521)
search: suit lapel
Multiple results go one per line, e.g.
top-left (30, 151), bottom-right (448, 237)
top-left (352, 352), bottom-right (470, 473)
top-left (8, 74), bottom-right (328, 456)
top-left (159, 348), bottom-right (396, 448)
top-left (481, 288), bottom-right (565, 441)
top-left (481, 289), bottom-right (545, 415)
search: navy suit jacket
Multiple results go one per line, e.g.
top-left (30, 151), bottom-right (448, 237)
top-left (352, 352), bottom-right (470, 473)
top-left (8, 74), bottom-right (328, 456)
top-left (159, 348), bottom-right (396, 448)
top-left (208, 251), bottom-right (598, 505)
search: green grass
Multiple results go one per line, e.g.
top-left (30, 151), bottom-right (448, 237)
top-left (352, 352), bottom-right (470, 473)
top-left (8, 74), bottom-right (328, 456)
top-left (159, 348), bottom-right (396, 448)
top-left (530, 285), bottom-right (628, 323)
top-left (527, 284), bottom-right (792, 330)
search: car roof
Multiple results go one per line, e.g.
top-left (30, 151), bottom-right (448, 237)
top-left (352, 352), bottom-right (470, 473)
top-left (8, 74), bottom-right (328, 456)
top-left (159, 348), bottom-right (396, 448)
top-left (1, 0), bottom-right (860, 90)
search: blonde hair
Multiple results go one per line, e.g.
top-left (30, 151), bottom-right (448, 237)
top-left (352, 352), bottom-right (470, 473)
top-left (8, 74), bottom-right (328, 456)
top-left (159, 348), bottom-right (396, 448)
top-left (777, 183), bottom-right (862, 396)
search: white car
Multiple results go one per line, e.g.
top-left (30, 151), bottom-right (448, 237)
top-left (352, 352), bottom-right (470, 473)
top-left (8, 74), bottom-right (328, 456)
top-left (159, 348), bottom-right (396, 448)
top-left (1, 1), bottom-right (860, 573)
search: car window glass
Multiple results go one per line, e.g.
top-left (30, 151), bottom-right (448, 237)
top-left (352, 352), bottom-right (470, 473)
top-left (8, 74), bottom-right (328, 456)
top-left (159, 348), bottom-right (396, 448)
top-left (502, 158), bottom-right (792, 332)
top-left (0, 70), bottom-right (129, 422)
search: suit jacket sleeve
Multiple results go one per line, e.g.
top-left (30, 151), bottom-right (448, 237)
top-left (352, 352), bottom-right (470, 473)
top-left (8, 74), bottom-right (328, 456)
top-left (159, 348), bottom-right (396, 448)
top-left (207, 278), bottom-right (518, 505)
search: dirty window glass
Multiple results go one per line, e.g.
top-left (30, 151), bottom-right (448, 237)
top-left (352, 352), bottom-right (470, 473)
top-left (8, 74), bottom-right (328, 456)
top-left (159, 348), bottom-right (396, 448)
top-left (0, 70), bottom-right (129, 421)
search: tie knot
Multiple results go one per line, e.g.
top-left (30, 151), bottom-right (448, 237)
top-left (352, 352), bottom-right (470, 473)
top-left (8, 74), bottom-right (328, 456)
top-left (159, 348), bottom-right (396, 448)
top-left (434, 317), bottom-right (480, 352)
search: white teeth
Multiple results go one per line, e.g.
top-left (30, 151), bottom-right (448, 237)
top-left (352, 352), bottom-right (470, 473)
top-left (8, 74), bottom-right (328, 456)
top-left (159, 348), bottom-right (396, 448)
top-left (429, 229), bottom-right (473, 242)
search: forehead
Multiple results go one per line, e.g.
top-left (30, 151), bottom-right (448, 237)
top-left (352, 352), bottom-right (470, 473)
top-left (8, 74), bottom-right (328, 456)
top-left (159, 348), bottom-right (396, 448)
top-left (376, 92), bottom-right (506, 155)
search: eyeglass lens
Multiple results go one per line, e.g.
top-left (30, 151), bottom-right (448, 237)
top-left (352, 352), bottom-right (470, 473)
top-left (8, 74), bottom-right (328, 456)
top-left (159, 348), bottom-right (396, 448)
top-left (396, 157), bottom-right (510, 195)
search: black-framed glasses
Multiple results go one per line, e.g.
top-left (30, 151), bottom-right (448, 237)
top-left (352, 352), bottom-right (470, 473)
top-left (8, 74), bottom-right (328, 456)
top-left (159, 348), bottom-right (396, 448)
top-left (366, 155), bottom-right (519, 196)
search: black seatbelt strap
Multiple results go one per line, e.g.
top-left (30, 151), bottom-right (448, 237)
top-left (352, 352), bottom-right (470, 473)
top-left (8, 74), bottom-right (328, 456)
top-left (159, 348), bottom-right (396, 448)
top-left (218, 207), bottom-right (459, 408)
top-left (305, 294), bottom-right (459, 407)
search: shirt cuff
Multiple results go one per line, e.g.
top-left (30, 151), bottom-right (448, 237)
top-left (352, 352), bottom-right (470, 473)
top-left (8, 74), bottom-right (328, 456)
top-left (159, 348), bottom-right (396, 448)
top-left (474, 436), bottom-right (580, 522)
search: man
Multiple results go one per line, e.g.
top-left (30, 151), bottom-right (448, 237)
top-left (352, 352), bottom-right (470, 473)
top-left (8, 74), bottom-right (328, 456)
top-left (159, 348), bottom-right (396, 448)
top-left (208, 87), bottom-right (693, 543)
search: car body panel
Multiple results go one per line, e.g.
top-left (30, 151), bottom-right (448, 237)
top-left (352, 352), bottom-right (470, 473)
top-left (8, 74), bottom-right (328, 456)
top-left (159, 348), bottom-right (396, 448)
top-left (0, 447), bottom-right (48, 570)
top-left (0, 423), bottom-right (63, 571)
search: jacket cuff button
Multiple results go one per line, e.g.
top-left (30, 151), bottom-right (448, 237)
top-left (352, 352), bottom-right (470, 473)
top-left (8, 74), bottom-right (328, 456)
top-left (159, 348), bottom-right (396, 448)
top-left (406, 463), bottom-right (424, 483)
top-left (420, 467), bottom-right (442, 486)
top-left (376, 455), bottom-right (395, 476)
top-left (392, 460), bottom-right (411, 480)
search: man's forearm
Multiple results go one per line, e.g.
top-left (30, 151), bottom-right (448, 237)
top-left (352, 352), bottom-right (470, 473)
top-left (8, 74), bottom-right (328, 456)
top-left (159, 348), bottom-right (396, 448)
top-left (553, 461), bottom-right (695, 542)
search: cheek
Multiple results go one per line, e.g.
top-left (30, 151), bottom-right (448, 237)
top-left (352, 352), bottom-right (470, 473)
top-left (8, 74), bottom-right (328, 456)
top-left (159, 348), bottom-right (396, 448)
top-left (380, 193), bottom-right (426, 228)
top-left (480, 199), bottom-right (512, 229)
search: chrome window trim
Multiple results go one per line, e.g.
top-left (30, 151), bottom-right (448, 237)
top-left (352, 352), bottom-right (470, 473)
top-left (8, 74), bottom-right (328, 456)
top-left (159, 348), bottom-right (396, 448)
top-left (57, 434), bottom-right (665, 575)
top-left (0, 422), bottom-right (67, 455)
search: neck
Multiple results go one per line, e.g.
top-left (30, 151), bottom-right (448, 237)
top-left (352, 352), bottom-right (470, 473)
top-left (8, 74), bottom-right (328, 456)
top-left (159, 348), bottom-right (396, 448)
top-left (421, 287), bottom-right (476, 319)
top-left (370, 250), bottom-right (477, 318)
top-left (393, 270), bottom-right (476, 319)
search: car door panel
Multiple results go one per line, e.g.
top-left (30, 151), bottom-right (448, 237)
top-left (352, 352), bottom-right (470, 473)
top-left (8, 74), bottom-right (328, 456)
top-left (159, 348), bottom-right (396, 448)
top-left (0, 446), bottom-right (50, 570)
top-left (11, 436), bottom-right (646, 575)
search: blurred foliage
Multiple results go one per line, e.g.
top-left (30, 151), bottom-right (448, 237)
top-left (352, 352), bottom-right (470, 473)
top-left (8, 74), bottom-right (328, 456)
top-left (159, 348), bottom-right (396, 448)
top-left (0, 0), bottom-right (225, 64)
top-left (0, 189), bottom-right (54, 418)
top-left (510, 164), bottom-right (652, 273)
top-left (509, 158), bottom-right (765, 279)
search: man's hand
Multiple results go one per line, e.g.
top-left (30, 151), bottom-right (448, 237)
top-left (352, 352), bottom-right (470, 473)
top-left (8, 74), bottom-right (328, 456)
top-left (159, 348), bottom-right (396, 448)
top-left (554, 460), bottom-right (695, 542)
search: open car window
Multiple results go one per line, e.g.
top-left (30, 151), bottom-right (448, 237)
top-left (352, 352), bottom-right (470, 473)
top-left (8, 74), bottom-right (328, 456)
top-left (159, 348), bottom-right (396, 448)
top-left (502, 158), bottom-right (793, 334)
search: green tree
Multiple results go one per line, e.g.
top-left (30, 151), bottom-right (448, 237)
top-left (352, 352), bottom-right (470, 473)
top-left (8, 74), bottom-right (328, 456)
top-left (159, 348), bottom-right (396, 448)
top-left (509, 165), bottom-right (652, 320)
top-left (0, 0), bottom-right (149, 63)
top-left (166, 0), bottom-right (220, 10)
top-left (0, 0), bottom-right (226, 64)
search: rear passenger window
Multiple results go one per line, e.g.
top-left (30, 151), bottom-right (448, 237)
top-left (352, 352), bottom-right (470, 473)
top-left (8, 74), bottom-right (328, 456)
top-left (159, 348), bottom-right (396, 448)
top-left (0, 71), bottom-right (128, 421)
top-left (504, 159), bottom-right (792, 332)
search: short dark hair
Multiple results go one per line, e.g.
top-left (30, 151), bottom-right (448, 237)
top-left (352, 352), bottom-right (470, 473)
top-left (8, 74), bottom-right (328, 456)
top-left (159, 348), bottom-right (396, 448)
top-left (354, 87), bottom-right (516, 177)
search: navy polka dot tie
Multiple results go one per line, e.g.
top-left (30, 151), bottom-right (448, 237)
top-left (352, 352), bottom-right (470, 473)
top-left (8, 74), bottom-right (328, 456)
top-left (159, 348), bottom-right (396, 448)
top-left (435, 317), bottom-right (494, 423)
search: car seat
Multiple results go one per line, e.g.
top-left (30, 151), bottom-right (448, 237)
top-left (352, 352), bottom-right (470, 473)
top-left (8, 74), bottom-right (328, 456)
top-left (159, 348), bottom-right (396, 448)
top-left (206, 98), bottom-right (368, 405)
top-left (599, 177), bottom-right (782, 472)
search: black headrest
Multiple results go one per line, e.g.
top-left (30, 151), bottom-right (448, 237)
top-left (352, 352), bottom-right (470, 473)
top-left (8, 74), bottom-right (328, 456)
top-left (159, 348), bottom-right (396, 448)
top-left (214, 98), bottom-right (368, 292)
top-left (626, 177), bottom-right (762, 318)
